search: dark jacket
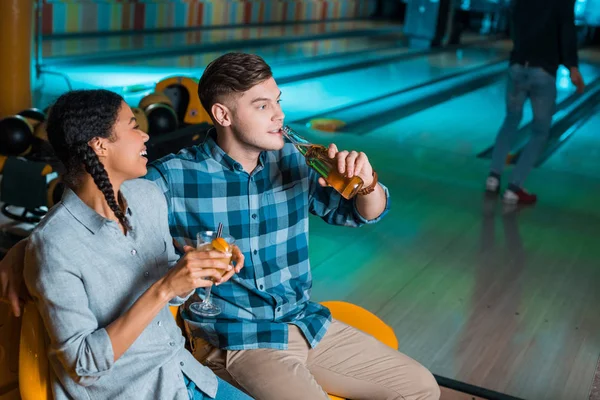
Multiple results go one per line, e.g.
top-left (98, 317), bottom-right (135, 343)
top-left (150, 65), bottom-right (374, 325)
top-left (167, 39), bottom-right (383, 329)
top-left (509, 0), bottom-right (579, 76)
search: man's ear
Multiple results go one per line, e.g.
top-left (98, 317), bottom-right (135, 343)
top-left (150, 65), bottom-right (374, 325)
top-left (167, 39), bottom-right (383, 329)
top-left (212, 103), bottom-right (232, 127)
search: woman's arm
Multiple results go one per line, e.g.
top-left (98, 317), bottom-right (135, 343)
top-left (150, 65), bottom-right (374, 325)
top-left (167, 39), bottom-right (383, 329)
top-left (105, 247), bottom-right (229, 361)
top-left (24, 235), bottom-right (230, 386)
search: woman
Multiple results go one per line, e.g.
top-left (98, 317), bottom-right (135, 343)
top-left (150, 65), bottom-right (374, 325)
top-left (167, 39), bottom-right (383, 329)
top-left (23, 89), bottom-right (253, 400)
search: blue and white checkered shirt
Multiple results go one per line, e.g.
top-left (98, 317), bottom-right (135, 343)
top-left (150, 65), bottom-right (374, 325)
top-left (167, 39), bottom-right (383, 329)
top-left (145, 131), bottom-right (390, 350)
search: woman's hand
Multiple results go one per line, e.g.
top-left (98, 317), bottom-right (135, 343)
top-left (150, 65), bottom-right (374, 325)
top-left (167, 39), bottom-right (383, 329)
top-left (161, 246), bottom-right (232, 299)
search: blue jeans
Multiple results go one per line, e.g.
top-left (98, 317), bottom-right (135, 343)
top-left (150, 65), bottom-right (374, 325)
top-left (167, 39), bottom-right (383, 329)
top-left (490, 64), bottom-right (557, 188)
top-left (184, 374), bottom-right (254, 400)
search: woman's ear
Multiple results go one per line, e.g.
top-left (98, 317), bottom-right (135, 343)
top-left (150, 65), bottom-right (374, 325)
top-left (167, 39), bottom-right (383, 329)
top-left (88, 137), bottom-right (108, 158)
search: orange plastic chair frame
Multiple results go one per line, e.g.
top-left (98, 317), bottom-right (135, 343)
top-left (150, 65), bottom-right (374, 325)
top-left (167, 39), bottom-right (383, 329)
top-left (154, 76), bottom-right (212, 125)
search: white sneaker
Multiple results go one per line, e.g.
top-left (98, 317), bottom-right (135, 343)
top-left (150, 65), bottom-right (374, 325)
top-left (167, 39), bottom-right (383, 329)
top-left (503, 189), bottom-right (519, 204)
top-left (502, 188), bottom-right (537, 205)
top-left (485, 176), bottom-right (500, 193)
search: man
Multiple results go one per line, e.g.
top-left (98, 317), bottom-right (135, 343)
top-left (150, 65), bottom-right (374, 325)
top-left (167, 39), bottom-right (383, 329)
top-left (144, 52), bottom-right (440, 399)
top-left (486, 0), bottom-right (586, 204)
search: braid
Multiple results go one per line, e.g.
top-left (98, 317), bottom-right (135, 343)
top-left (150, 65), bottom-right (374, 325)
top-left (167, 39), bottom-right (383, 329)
top-left (45, 89), bottom-right (134, 233)
top-left (74, 143), bottom-right (132, 233)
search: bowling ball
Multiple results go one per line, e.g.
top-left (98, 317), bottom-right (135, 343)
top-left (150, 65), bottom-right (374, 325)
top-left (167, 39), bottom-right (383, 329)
top-left (145, 103), bottom-right (178, 136)
top-left (29, 135), bottom-right (57, 163)
top-left (139, 92), bottom-right (173, 111)
top-left (0, 115), bottom-right (34, 156)
top-left (18, 108), bottom-right (46, 129)
top-left (131, 107), bottom-right (149, 134)
top-left (33, 122), bottom-right (48, 141)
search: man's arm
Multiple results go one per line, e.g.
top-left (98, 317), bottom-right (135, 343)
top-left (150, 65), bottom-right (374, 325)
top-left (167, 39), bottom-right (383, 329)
top-left (144, 164), bottom-right (181, 248)
top-left (355, 179), bottom-right (387, 221)
top-left (560, 0), bottom-right (579, 69)
top-left (560, 0), bottom-right (586, 93)
top-left (308, 144), bottom-right (390, 227)
top-left (325, 144), bottom-right (387, 221)
top-left (144, 164), bottom-right (171, 199)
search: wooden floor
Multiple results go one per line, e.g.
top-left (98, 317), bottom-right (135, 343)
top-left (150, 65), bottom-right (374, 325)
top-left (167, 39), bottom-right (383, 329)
top-left (2, 119), bottom-right (599, 400)
top-left (591, 357), bottom-right (600, 400)
top-left (305, 124), bottom-right (600, 400)
top-left (441, 386), bottom-right (488, 400)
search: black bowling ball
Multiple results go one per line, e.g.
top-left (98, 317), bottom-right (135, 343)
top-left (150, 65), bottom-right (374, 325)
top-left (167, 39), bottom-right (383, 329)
top-left (18, 108), bottom-right (46, 129)
top-left (146, 103), bottom-right (178, 136)
top-left (0, 115), bottom-right (34, 156)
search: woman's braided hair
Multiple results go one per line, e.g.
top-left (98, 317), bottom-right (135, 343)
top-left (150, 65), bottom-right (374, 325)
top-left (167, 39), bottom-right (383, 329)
top-left (46, 89), bottom-right (132, 232)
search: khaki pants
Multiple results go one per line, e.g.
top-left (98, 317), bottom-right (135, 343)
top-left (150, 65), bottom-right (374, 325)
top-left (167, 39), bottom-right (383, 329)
top-left (187, 319), bottom-right (440, 400)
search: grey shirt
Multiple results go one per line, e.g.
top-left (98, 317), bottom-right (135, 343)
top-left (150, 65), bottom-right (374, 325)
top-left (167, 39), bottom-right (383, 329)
top-left (24, 179), bottom-right (217, 400)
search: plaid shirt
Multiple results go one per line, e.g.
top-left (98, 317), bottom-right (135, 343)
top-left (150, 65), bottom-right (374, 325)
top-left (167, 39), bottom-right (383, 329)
top-left (145, 131), bottom-right (390, 350)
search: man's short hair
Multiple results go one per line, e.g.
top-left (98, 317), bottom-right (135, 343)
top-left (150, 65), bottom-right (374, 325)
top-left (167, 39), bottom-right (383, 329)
top-left (198, 52), bottom-right (273, 119)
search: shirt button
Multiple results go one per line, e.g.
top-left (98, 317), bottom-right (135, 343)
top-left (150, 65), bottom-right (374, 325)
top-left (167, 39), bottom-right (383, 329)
top-left (251, 213), bottom-right (257, 219)
top-left (131, 249), bottom-right (137, 256)
top-left (276, 307), bottom-right (281, 312)
top-left (169, 341), bottom-right (175, 346)
top-left (144, 271), bottom-right (149, 277)
top-left (253, 250), bottom-right (258, 255)
top-left (157, 321), bottom-right (162, 327)
top-left (259, 284), bottom-right (264, 290)
top-left (180, 361), bottom-right (184, 366)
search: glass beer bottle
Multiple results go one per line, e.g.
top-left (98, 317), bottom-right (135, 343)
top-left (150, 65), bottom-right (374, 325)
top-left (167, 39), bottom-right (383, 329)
top-left (281, 126), bottom-right (364, 200)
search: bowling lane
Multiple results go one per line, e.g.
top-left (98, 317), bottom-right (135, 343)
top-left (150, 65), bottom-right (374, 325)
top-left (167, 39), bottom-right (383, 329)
top-left (42, 20), bottom-right (401, 60)
top-left (45, 35), bottom-right (408, 105)
top-left (49, 36), bottom-right (497, 110)
top-left (542, 108), bottom-right (600, 180)
top-left (109, 30), bottom-right (487, 70)
top-left (40, 28), bottom-right (494, 108)
top-left (296, 58), bottom-right (507, 132)
top-left (364, 62), bottom-right (600, 156)
top-left (117, 35), bottom-right (403, 68)
top-left (281, 42), bottom-right (512, 122)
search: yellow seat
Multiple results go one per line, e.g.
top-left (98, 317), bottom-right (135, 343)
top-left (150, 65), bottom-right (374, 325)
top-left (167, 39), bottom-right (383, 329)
top-left (319, 301), bottom-right (399, 400)
top-left (18, 302), bottom-right (51, 400)
top-left (320, 301), bottom-right (398, 350)
top-left (174, 301), bottom-right (398, 400)
top-left (19, 301), bottom-right (397, 400)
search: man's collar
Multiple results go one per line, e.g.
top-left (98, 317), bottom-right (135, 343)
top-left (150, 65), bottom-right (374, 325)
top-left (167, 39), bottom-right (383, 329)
top-left (201, 128), bottom-right (266, 173)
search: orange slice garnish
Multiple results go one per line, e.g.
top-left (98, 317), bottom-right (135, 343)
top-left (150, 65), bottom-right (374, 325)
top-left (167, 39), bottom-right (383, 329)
top-left (211, 237), bottom-right (231, 254)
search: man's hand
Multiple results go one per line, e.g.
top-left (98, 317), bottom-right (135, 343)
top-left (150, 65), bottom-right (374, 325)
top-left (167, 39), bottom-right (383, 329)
top-left (0, 240), bottom-right (29, 317)
top-left (319, 144), bottom-right (374, 188)
top-left (570, 67), bottom-right (586, 94)
top-left (216, 244), bottom-right (245, 284)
